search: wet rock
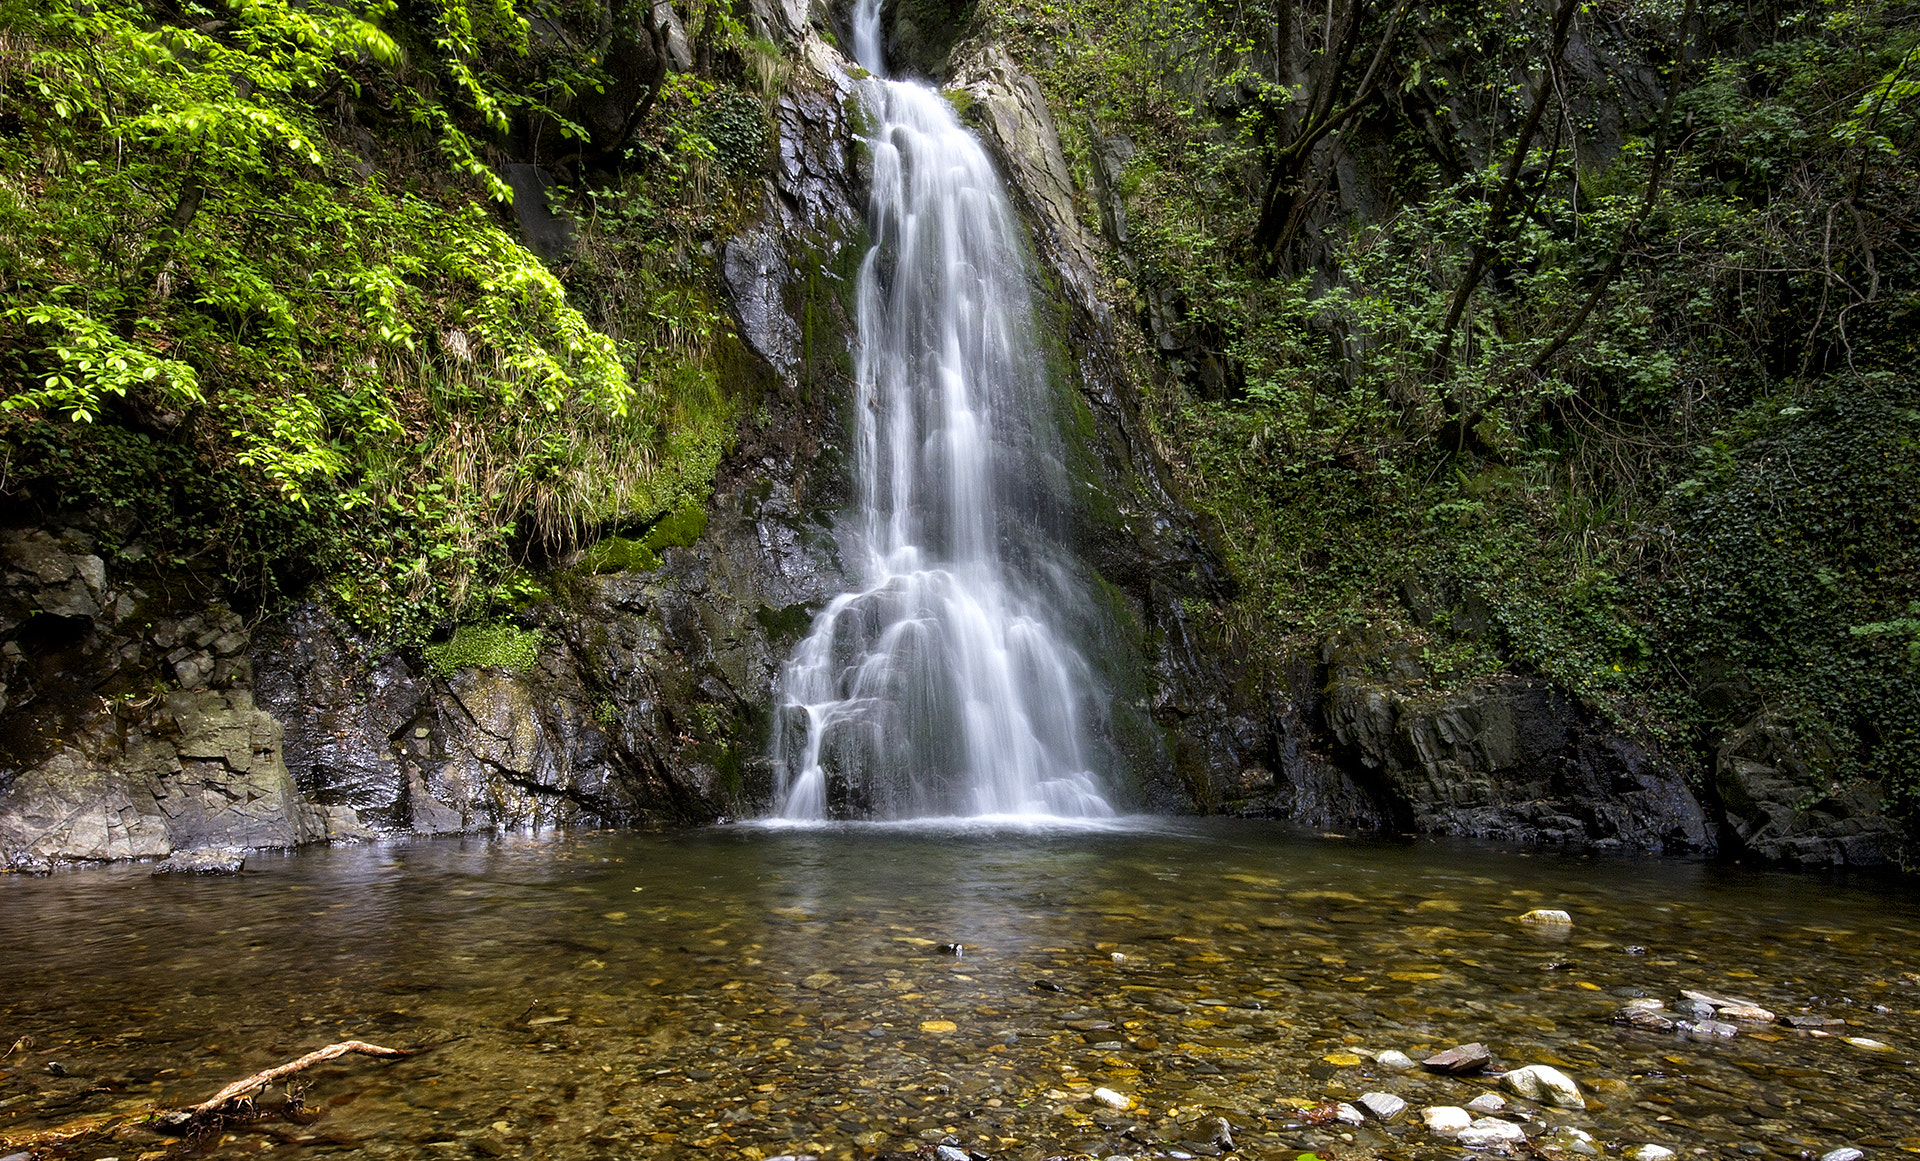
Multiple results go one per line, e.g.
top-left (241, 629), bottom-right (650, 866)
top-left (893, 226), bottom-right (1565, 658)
top-left (1422, 1106), bottom-right (1473, 1135)
top-left (1843, 1037), bottom-right (1895, 1052)
top-left (1628, 1146), bottom-right (1676, 1161)
top-left (1465, 1093), bottom-right (1507, 1114)
top-left (1718, 1003), bottom-right (1776, 1022)
top-left (1334, 1103), bottom-right (1366, 1126)
top-left (153, 847), bottom-right (246, 874)
top-left (1460, 1117), bottom-right (1528, 1147)
top-left (1358, 1092), bottom-right (1407, 1121)
top-left (1320, 664), bottom-right (1714, 854)
top-left (1717, 710), bottom-right (1902, 866)
top-left (1781, 1013), bottom-right (1846, 1029)
top-left (1503, 1064), bottom-right (1585, 1109)
top-left (1543, 1127), bottom-right (1600, 1156)
top-left (1375, 1048), bottom-right (1416, 1070)
top-left (1423, 1042), bottom-right (1492, 1074)
top-left (1677, 1018), bottom-right (1739, 1038)
top-left (1093, 1087), bottom-right (1131, 1109)
top-left (1821, 1150), bottom-right (1865, 1161)
top-left (1615, 1005), bottom-right (1678, 1032)
top-left (1207, 1116), bottom-right (1233, 1149)
top-left (1519, 909), bottom-right (1573, 927)
top-left (933, 1148), bottom-right (969, 1161)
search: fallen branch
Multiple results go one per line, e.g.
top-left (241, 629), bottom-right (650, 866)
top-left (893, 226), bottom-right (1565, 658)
top-left (0, 1040), bottom-right (413, 1152)
top-left (189, 1040), bottom-right (412, 1116)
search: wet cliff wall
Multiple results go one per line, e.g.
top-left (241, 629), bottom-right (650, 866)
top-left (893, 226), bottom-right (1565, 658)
top-left (7, 0), bottom-right (1881, 871)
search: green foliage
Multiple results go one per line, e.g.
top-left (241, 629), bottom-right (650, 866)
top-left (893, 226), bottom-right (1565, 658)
top-left (421, 622), bottom-right (545, 676)
top-left (1004, 0), bottom-right (1920, 826)
top-left (0, 0), bottom-right (768, 648)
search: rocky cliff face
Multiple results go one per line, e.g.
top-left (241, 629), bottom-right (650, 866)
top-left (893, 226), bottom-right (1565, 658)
top-left (0, 0), bottom-right (1834, 871)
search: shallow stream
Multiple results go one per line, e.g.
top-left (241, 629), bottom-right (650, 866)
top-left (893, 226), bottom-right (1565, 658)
top-left (2, 820), bottom-right (1916, 1160)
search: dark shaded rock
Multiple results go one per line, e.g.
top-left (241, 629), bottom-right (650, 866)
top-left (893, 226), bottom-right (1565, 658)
top-left (1716, 711), bottom-right (1903, 866)
top-left (1422, 1042), bottom-right (1492, 1074)
top-left (502, 164), bottom-right (573, 261)
top-left (1321, 635), bottom-right (1714, 854)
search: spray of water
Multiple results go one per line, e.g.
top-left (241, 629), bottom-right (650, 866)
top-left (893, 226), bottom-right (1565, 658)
top-left (769, 0), bottom-right (1114, 820)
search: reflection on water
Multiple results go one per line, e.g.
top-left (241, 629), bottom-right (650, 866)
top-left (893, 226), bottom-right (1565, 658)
top-left (2, 820), bottom-right (1917, 1160)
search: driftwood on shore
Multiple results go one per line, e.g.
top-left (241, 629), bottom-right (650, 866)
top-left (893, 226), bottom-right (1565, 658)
top-left (0, 1039), bottom-right (413, 1152)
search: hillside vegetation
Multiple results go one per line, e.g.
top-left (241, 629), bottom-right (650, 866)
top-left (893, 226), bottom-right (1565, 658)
top-left (981, 0), bottom-right (1920, 833)
top-left (0, 0), bottom-right (767, 643)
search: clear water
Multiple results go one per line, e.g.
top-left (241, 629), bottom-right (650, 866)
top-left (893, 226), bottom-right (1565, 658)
top-left (769, 0), bottom-right (1112, 820)
top-left (3, 822), bottom-right (1917, 1160)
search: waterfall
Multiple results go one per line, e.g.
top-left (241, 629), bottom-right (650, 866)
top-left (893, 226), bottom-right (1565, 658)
top-left (768, 0), bottom-right (1115, 820)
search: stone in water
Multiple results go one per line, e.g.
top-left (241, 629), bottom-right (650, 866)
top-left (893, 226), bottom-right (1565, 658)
top-left (1503, 1063), bottom-right (1585, 1109)
top-left (1422, 1106), bottom-right (1472, 1135)
top-left (1519, 908), bottom-right (1573, 926)
top-left (1459, 1118), bottom-right (1527, 1147)
top-left (1628, 1147), bottom-right (1676, 1161)
top-left (1423, 1042), bottom-right (1492, 1074)
top-left (1358, 1092), bottom-right (1407, 1121)
top-left (1093, 1087), bottom-right (1131, 1109)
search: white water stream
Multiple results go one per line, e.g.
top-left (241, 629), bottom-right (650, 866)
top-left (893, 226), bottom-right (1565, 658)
top-left (769, 2), bottom-right (1114, 820)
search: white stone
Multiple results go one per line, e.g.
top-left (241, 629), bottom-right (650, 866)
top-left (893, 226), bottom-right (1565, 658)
top-left (1459, 1118), bottom-right (1527, 1147)
top-left (1466, 1092), bottom-right (1508, 1114)
top-left (1844, 1037), bottom-right (1895, 1052)
top-left (1358, 1092), bottom-right (1407, 1121)
top-left (1518, 908), bottom-right (1573, 926)
top-left (1092, 1087), bottom-right (1131, 1110)
top-left (1335, 1103), bottom-right (1366, 1126)
top-left (1628, 1146), bottom-right (1677, 1161)
top-left (1375, 1049), bottom-right (1416, 1070)
top-left (1422, 1106), bottom-right (1472, 1135)
top-left (1821, 1149), bottom-right (1866, 1161)
top-left (1718, 1003), bottom-right (1776, 1022)
top-left (1503, 1064), bottom-right (1585, 1109)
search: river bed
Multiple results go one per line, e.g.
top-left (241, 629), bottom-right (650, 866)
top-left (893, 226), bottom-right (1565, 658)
top-left (2, 820), bottom-right (1916, 1160)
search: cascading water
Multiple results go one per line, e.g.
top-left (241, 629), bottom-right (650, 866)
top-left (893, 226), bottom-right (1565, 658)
top-left (769, 0), bottom-right (1115, 821)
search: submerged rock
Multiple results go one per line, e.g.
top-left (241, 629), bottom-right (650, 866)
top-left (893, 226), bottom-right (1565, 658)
top-left (1424, 1042), bottom-right (1492, 1074)
top-left (1503, 1064), bottom-right (1585, 1109)
top-left (1519, 908), bottom-right (1574, 927)
top-left (1628, 1146), bottom-right (1676, 1161)
top-left (1375, 1048), bottom-right (1417, 1070)
top-left (1092, 1086), bottom-right (1131, 1109)
top-left (1616, 1005), bottom-right (1679, 1032)
top-left (1460, 1117), bottom-right (1528, 1147)
top-left (153, 847), bottom-right (245, 874)
top-left (1358, 1092), bottom-right (1407, 1121)
top-left (1543, 1126), bottom-right (1601, 1156)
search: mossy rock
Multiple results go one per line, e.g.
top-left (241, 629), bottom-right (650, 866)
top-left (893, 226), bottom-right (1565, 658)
top-left (581, 499), bottom-right (712, 575)
top-left (422, 623), bottom-right (545, 676)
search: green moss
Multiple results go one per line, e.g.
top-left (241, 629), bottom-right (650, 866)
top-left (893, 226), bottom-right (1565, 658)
top-left (422, 623), bottom-right (545, 677)
top-left (580, 497), bottom-right (711, 574)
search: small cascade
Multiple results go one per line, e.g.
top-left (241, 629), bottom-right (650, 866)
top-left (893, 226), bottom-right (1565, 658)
top-left (769, 0), bottom-right (1114, 820)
